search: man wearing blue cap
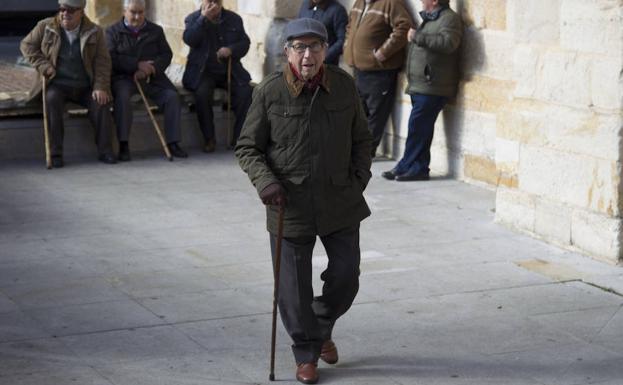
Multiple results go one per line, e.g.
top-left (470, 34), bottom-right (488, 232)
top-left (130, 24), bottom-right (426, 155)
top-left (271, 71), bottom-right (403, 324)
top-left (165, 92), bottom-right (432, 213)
top-left (236, 18), bottom-right (372, 384)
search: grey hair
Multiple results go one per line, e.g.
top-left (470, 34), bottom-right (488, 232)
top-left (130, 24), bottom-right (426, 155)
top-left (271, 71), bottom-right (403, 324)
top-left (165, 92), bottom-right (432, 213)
top-left (124, 0), bottom-right (146, 8)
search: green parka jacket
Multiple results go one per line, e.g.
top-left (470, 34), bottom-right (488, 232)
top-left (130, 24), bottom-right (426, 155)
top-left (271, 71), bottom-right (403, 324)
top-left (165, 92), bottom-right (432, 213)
top-left (235, 64), bottom-right (373, 238)
top-left (20, 15), bottom-right (112, 101)
top-left (406, 6), bottom-right (463, 97)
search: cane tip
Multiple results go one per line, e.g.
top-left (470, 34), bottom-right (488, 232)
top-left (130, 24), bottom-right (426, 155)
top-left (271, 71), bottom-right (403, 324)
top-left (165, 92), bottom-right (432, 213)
top-left (168, 157), bottom-right (173, 162)
top-left (269, 373), bottom-right (275, 381)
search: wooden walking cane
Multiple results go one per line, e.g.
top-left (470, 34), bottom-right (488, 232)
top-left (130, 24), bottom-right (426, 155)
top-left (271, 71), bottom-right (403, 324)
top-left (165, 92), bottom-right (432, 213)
top-left (227, 56), bottom-right (234, 149)
top-left (41, 76), bottom-right (52, 169)
top-left (134, 78), bottom-right (173, 161)
top-left (269, 204), bottom-right (285, 381)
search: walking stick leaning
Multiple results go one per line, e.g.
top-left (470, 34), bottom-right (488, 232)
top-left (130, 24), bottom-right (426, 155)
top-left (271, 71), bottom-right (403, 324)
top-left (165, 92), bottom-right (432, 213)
top-left (227, 56), bottom-right (234, 149)
top-left (269, 204), bottom-right (285, 381)
top-left (41, 76), bottom-right (52, 169)
top-left (134, 78), bottom-right (173, 161)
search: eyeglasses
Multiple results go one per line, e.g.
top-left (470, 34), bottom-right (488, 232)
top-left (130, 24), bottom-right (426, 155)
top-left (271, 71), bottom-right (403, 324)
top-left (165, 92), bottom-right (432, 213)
top-left (59, 6), bottom-right (80, 14)
top-left (289, 41), bottom-right (325, 54)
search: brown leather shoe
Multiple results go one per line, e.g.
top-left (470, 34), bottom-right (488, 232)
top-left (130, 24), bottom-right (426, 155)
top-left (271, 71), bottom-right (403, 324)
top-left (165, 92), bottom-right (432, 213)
top-left (296, 362), bottom-right (318, 384)
top-left (320, 339), bottom-right (338, 364)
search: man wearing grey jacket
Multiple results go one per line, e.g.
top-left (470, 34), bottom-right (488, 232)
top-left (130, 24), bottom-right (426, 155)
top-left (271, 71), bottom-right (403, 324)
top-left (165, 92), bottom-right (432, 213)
top-left (382, 0), bottom-right (463, 181)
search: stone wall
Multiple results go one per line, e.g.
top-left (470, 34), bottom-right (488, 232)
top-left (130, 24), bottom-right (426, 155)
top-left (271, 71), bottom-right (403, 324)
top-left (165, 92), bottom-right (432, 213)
top-left (86, 0), bottom-right (623, 264)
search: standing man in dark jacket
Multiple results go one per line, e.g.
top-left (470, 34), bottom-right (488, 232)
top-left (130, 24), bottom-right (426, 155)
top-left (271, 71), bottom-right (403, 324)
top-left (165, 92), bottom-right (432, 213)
top-left (236, 18), bottom-right (372, 385)
top-left (344, 0), bottom-right (413, 157)
top-left (182, 0), bottom-right (253, 152)
top-left (106, 0), bottom-right (187, 161)
top-left (20, 0), bottom-right (117, 167)
top-left (297, 0), bottom-right (348, 65)
top-left (382, 0), bottom-right (462, 181)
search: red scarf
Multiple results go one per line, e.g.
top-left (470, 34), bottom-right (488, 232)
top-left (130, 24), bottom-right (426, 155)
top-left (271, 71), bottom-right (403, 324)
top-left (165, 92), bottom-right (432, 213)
top-left (289, 64), bottom-right (324, 91)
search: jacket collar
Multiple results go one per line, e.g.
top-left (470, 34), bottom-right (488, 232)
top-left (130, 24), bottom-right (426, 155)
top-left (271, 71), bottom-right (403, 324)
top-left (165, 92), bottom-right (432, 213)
top-left (123, 18), bottom-right (147, 33)
top-left (308, 0), bottom-right (330, 10)
top-left (283, 63), bottom-right (330, 98)
top-left (419, 5), bottom-right (449, 22)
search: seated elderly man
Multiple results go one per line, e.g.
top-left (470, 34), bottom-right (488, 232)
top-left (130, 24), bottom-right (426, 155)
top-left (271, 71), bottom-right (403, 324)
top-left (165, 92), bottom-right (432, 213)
top-left (20, 0), bottom-right (117, 167)
top-left (106, 0), bottom-right (187, 161)
top-left (182, 0), bottom-right (253, 152)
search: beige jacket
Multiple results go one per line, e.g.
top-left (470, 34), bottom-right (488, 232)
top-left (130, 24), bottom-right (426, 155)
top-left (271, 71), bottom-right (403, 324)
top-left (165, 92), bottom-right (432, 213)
top-left (20, 14), bottom-right (112, 101)
top-left (343, 0), bottom-right (413, 71)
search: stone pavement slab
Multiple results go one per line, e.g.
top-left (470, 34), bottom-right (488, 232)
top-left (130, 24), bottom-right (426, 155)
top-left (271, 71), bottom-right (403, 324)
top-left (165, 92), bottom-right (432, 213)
top-left (0, 154), bottom-right (621, 385)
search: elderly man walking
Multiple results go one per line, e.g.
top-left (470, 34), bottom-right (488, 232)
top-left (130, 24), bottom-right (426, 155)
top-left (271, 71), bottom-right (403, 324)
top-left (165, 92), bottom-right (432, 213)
top-left (182, 0), bottom-right (253, 152)
top-left (20, 0), bottom-right (117, 167)
top-left (382, 0), bottom-right (463, 181)
top-left (236, 18), bottom-right (372, 384)
top-left (106, 0), bottom-right (187, 161)
top-left (343, 0), bottom-right (413, 157)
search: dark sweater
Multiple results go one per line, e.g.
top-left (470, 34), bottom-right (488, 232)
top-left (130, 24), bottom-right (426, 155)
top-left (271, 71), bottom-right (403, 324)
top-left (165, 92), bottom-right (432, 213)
top-left (53, 30), bottom-right (90, 89)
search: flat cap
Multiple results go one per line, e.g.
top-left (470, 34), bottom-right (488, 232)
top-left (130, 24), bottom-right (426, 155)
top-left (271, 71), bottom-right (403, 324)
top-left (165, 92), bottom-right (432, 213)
top-left (59, 0), bottom-right (86, 8)
top-left (284, 18), bottom-right (328, 42)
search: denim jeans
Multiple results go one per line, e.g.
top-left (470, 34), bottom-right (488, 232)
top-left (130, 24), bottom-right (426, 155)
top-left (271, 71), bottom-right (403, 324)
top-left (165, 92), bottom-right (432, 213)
top-left (394, 93), bottom-right (448, 176)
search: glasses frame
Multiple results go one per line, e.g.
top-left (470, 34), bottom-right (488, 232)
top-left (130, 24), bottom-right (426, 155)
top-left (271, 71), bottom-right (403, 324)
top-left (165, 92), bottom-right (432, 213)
top-left (59, 6), bottom-right (81, 14)
top-left (288, 41), bottom-right (326, 54)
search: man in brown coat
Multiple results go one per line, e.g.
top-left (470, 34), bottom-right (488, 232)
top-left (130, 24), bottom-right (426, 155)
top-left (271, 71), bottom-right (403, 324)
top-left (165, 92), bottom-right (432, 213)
top-left (20, 0), bottom-right (116, 167)
top-left (344, 0), bottom-right (413, 157)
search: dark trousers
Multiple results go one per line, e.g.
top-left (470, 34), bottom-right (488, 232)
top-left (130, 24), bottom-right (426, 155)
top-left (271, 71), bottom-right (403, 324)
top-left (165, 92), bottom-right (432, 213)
top-left (112, 78), bottom-right (182, 144)
top-left (193, 72), bottom-right (252, 143)
top-left (45, 84), bottom-right (113, 157)
top-left (270, 225), bottom-right (361, 364)
top-left (394, 93), bottom-right (448, 176)
top-left (354, 69), bottom-right (399, 156)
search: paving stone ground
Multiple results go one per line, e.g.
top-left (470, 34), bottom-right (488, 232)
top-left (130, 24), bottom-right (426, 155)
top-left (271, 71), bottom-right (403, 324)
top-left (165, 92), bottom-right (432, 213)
top-left (0, 153), bottom-right (622, 385)
top-left (0, 60), bottom-right (33, 94)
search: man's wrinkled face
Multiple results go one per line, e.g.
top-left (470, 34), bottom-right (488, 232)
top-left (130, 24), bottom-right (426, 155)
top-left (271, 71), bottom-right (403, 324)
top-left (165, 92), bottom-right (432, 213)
top-left (58, 5), bottom-right (83, 30)
top-left (124, 2), bottom-right (146, 28)
top-left (420, 0), bottom-right (438, 12)
top-left (285, 36), bottom-right (326, 81)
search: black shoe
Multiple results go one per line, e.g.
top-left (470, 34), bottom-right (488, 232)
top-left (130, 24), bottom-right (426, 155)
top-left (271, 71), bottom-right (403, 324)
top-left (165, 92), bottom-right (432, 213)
top-left (395, 173), bottom-right (430, 182)
top-left (168, 143), bottom-right (188, 158)
top-left (51, 155), bottom-right (64, 168)
top-left (381, 169), bottom-right (399, 180)
top-left (98, 153), bottom-right (117, 164)
top-left (203, 138), bottom-right (216, 153)
top-left (118, 142), bottom-right (131, 161)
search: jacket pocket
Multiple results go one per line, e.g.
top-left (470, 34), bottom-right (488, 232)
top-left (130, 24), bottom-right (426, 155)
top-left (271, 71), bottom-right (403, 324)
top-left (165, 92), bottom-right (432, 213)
top-left (268, 104), bottom-right (306, 143)
top-left (330, 172), bottom-right (352, 186)
top-left (424, 64), bottom-right (433, 84)
top-left (285, 174), bottom-right (308, 185)
top-left (326, 102), bottom-right (353, 168)
top-left (223, 26), bottom-right (239, 44)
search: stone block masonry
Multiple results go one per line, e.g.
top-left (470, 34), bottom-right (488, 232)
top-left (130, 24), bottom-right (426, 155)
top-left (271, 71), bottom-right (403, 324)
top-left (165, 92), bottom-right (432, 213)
top-left (80, 0), bottom-right (623, 264)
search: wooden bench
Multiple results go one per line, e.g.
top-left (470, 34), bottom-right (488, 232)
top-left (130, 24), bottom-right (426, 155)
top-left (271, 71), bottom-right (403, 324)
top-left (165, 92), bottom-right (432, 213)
top-left (0, 86), bottom-right (233, 160)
